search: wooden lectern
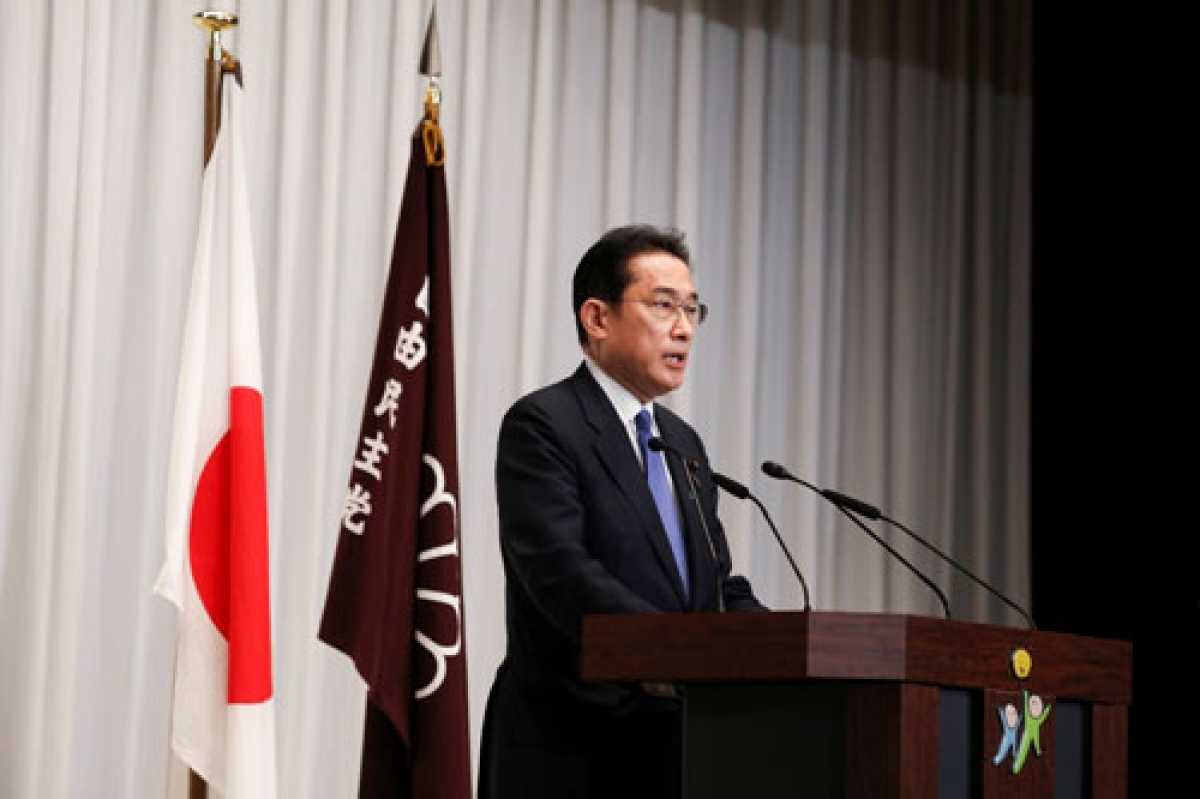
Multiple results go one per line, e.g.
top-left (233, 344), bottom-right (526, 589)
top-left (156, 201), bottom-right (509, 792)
top-left (581, 611), bottom-right (1132, 798)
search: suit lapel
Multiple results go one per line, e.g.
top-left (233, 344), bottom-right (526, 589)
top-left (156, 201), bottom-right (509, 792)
top-left (570, 366), bottom-right (691, 606)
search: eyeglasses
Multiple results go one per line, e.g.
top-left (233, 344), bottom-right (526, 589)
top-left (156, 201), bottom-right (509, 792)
top-left (623, 296), bottom-right (709, 326)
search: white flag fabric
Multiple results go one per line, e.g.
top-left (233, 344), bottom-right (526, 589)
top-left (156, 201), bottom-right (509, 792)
top-left (154, 75), bottom-right (277, 799)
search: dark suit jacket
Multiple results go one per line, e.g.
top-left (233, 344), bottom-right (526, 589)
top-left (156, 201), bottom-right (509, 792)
top-left (479, 363), bottom-right (764, 799)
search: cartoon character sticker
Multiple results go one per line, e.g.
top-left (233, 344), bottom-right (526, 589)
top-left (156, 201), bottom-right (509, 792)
top-left (992, 690), bottom-right (1052, 774)
top-left (992, 701), bottom-right (1021, 766)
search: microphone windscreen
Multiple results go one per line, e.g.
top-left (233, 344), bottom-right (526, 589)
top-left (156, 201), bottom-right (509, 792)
top-left (712, 472), bottom-right (750, 500)
top-left (761, 461), bottom-right (790, 480)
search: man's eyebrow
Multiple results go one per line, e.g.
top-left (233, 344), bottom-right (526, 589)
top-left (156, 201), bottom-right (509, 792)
top-left (650, 287), bottom-right (699, 300)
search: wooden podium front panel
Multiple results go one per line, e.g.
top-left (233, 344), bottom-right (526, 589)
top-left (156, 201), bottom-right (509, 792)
top-left (845, 683), bottom-right (938, 799)
top-left (1092, 704), bottom-right (1129, 799)
top-left (681, 682), bottom-right (945, 799)
top-left (681, 682), bottom-right (847, 799)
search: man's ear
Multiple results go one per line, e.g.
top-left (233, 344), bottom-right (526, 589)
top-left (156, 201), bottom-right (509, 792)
top-left (579, 298), bottom-right (609, 341)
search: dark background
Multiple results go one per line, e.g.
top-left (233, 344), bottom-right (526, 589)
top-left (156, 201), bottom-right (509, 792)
top-left (1030, 10), bottom-right (1192, 790)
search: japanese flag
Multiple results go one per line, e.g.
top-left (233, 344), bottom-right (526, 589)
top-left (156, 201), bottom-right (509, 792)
top-left (154, 74), bottom-right (277, 799)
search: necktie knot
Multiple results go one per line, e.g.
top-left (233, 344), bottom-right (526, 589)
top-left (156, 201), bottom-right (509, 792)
top-left (635, 409), bottom-right (654, 461)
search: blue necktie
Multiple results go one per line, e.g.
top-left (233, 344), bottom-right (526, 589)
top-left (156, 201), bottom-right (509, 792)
top-left (635, 409), bottom-right (689, 598)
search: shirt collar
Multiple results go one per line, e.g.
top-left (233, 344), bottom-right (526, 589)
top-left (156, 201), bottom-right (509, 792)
top-left (583, 357), bottom-right (654, 429)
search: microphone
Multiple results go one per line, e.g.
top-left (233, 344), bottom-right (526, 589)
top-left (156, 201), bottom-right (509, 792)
top-left (648, 436), bottom-right (725, 612)
top-left (761, 461), bottom-right (951, 620)
top-left (762, 461), bottom-right (1036, 630)
top-left (711, 471), bottom-right (812, 612)
top-left (762, 461), bottom-right (881, 519)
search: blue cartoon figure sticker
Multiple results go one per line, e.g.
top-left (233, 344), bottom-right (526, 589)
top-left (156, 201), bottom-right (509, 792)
top-left (992, 701), bottom-right (1021, 766)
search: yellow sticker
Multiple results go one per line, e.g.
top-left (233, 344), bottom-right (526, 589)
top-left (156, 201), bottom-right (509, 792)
top-left (1011, 647), bottom-right (1032, 679)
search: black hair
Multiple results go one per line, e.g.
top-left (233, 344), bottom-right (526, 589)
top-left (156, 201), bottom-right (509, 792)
top-left (571, 224), bottom-right (690, 345)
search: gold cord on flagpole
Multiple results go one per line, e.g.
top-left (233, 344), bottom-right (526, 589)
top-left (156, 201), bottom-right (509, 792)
top-left (422, 80), bottom-right (445, 167)
top-left (419, 4), bottom-right (445, 166)
top-left (194, 9), bottom-right (239, 167)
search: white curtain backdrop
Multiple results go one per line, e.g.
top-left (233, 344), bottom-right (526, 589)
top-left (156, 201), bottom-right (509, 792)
top-left (0, 0), bottom-right (1031, 796)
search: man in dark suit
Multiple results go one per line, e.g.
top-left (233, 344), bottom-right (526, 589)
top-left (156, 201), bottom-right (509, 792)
top-left (478, 224), bottom-right (766, 799)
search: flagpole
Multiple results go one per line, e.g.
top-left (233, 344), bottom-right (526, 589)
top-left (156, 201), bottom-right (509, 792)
top-left (184, 14), bottom-right (237, 799)
top-left (195, 9), bottom-right (238, 166)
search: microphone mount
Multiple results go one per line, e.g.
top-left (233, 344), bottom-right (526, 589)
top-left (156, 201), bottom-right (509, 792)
top-left (761, 461), bottom-right (951, 620)
top-left (711, 471), bottom-right (812, 612)
top-left (880, 513), bottom-right (1036, 630)
top-left (762, 460), bottom-right (1035, 631)
top-left (649, 436), bottom-right (725, 612)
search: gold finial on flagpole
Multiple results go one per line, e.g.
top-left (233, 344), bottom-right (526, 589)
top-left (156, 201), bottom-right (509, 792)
top-left (194, 10), bottom-right (238, 62)
top-left (419, 4), bottom-right (445, 166)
